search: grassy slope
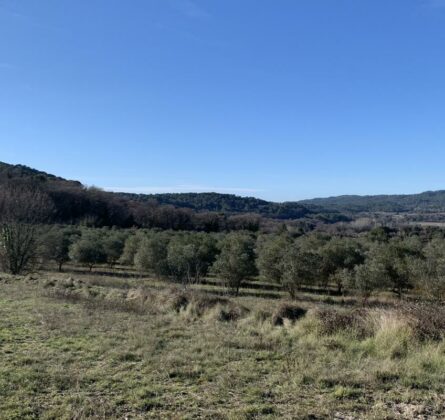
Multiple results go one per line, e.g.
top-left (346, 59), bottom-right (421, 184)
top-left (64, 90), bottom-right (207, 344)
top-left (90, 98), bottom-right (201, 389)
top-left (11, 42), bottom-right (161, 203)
top-left (1, 272), bottom-right (445, 419)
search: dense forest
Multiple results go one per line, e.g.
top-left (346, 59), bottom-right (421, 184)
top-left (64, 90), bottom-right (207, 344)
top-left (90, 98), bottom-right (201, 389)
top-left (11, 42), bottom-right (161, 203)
top-left (301, 190), bottom-right (445, 213)
top-left (0, 162), bottom-right (349, 231)
top-left (6, 161), bottom-right (445, 231)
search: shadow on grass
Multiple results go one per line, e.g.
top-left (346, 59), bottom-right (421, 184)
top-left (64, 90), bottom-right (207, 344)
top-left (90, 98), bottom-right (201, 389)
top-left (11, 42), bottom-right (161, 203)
top-left (62, 266), bottom-right (143, 279)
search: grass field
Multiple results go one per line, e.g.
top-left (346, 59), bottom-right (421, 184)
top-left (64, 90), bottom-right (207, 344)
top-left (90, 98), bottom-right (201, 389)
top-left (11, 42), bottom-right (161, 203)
top-left (1, 268), bottom-right (445, 419)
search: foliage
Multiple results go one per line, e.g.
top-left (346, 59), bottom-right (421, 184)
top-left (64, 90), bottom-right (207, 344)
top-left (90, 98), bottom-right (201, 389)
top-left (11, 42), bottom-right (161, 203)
top-left (102, 230), bottom-right (127, 267)
top-left (69, 231), bottom-right (107, 271)
top-left (413, 239), bottom-right (445, 300)
top-left (256, 234), bottom-right (291, 283)
top-left (119, 231), bottom-right (145, 265)
top-left (39, 227), bottom-right (78, 271)
top-left (134, 232), bottom-right (170, 277)
top-left (281, 244), bottom-right (322, 298)
top-left (167, 233), bottom-right (218, 284)
top-left (212, 232), bottom-right (257, 294)
top-left (0, 182), bottom-right (54, 274)
top-left (318, 237), bottom-right (365, 293)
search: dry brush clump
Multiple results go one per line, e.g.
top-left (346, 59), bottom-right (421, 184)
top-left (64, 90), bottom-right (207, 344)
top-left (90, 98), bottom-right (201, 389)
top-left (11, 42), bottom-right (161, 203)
top-left (315, 307), bottom-right (372, 338)
top-left (42, 277), bottom-right (249, 322)
top-left (271, 303), bottom-right (307, 326)
top-left (179, 292), bottom-right (249, 322)
top-left (400, 302), bottom-right (445, 341)
top-left (314, 303), bottom-right (445, 353)
top-left (43, 277), bottom-right (152, 314)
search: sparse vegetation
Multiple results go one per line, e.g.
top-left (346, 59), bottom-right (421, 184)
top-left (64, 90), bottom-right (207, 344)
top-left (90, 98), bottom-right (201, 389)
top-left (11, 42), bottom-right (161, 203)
top-left (3, 272), bottom-right (445, 418)
top-left (4, 163), bottom-right (445, 418)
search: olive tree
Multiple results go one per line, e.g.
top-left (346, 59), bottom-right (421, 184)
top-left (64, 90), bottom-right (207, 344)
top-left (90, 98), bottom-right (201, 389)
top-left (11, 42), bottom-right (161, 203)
top-left (256, 234), bottom-right (291, 283)
top-left (413, 239), bottom-right (445, 301)
top-left (281, 244), bottom-right (322, 298)
top-left (102, 231), bottom-right (127, 268)
top-left (212, 232), bottom-right (257, 294)
top-left (40, 227), bottom-right (77, 272)
top-left (0, 183), bottom-right (53, 274)
top-left (318, 238), bottom-right (365, 294)
top-left (119, 231), bottom-right (145, 265)
top-left (134, 232), bottom-right (170, 278)
top-left (69, 231), bottom-right (107, 272)
top-left (167, 233), bottom-right (218, 285)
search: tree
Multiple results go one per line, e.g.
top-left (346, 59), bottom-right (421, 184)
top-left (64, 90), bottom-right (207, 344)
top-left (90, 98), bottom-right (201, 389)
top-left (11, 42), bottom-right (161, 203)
top-left (212, 232), bottom-right (257, 294)
top-left (256, 234), bottom-right (291, 283)
top-left (167, 233), bottom-right (218, 285)
top-left (281, 245), bottom-right (322, 298)
top-left (134, 232), bottom-right (170, 278)
top-left (319, 238), bottom-right (365, 294)
top-left (69, 232), bottom-right (106, 271)
top-left (119, 231), bottom-right (145, 265)
top-left (367, 226), bottom-right (393, 243)
top-left (0, 183), bottom-right (53, 274)
top-left (365, 238), bottom-right (422, 298)
top-left (40, 227), bottom-right (76, 272)
top-left (102, 231), bottom-right (127, 268)
top-left (351, 259), bottom-right (386, 301)
top-left (413, 239), bottom-right (445, 301)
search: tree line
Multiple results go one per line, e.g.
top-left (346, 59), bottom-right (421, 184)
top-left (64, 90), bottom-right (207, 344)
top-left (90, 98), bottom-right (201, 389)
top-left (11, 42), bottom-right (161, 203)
top-left (2, 179), bottom-right (445, 302)
top-left (3, 214), bottom-right (445, 301)
top-left (0, 162), bottom-right (348, 231)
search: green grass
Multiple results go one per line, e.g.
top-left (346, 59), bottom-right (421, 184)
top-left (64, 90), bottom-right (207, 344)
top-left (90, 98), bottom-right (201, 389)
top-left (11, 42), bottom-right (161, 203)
top-left (1, 271), bottom-right (445, 419)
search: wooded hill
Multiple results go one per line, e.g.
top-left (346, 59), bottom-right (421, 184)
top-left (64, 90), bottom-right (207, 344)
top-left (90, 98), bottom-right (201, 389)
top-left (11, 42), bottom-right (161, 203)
top-left (0, 161), bottom-right (335, 230)
top-left (3, 161), bottom-right (445, 229)
top-left (300, 191), bottom-right (445, 213)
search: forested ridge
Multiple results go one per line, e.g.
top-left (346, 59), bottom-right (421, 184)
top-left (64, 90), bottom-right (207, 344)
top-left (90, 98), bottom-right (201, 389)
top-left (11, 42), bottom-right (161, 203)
top-left (0, 161), bottom-right (344, 229)
top-left (3, 161), bottom-right (445, 230)
top-left (301, 191), bottom-right (445, 213)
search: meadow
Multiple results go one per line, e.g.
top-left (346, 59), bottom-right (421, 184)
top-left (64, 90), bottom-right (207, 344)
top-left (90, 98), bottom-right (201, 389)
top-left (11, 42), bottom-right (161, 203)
top-left (1, 266), bottom-right (445, 419)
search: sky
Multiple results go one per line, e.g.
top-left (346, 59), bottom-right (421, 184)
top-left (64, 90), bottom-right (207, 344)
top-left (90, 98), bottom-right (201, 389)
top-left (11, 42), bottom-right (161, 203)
top-left (1, 0), bottom-right (445, 202)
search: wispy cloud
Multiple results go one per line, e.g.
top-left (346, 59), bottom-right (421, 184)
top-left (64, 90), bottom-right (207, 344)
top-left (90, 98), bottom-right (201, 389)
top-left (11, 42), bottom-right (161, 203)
top-left (155, 21), bottom-right (225, 47)
top-left (425, 0), bottom-right (445, 9)
top-left (169, 0), bottom-right (210, 19)
top-left (0, 62), bottom-right (17, 70)
top-left (0, 3), bottom-right (30, 19)
top-left (104, 185), bottom-right (263, 196)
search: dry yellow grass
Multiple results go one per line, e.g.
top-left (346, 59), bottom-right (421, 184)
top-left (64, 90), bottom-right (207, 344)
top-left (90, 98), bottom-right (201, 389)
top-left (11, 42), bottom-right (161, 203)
top-left (1, 270), bottom-right (445, 419)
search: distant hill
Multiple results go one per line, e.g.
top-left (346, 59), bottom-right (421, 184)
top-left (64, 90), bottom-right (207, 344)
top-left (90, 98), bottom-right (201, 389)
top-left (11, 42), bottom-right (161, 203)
top-left (4, 161), bottom-right (445, 227)
top-left (117, 192), bottom-right (312, 219)
top-left (300, 191), bottom-right (445, 213)
top-left (0, 161), bottom-right (82, 188)
top-left (0, 162), bottom-right (327, 230)
top-left (0, 161), bottom-right (312, 219)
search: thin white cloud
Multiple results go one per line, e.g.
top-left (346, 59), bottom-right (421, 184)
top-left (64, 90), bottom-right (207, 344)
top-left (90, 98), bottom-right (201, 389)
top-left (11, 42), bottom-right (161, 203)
top-left (104, 185), bottom-right (263, 195)
top-left (0, 3), bottom-right (30, 19)
top-left (170, 0), bottom-right (210, 19)
top-left (425, 0), bottom-right (445, 8)
top-left (0, 62), bottom-right (16, 70)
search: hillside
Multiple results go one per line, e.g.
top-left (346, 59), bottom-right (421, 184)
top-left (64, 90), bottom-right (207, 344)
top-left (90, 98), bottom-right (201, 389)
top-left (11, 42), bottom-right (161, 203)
top-left (117, 192), bottom-right (312, 219)
top-left (0, 162), bottom-right (323, 229)
top-left (5, 161), bottom-right (445, 225)
top-left (300, 191), bottom-right (445, 213)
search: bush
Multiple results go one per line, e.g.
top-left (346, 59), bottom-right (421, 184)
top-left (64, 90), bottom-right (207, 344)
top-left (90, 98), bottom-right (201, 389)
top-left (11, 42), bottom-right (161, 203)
top-left (214, 304), bottom-right (248, 322)
top-left (272, 304), bottom-right (307, 326)
top-left (402, 303), bottom-right (445, 341)
top-left (316, 308), bottom-right (371, 338)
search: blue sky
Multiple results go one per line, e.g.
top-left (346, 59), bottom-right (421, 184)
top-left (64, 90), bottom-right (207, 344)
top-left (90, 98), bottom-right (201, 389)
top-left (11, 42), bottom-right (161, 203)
top-left (1, 0), bottom-right (445, 201)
